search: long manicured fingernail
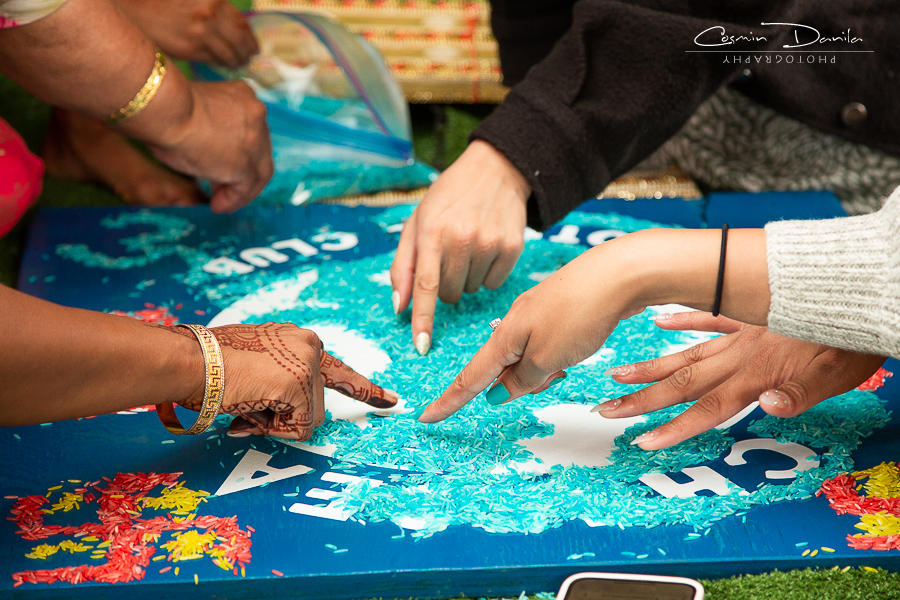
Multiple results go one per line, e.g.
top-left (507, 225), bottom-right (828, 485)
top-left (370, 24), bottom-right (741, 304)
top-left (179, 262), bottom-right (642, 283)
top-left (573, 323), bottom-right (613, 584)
top-left (651, 313), bottom-right (672, 321)
top-left (227, 430), bottom-right (252, 438)
top-left (759, 389), bottom-right (788, 407)
top-left (591, 398), bottom-right (621, 413)
top-left (486, 382), bottom-right (510, 406)
top-left (392, 290), bottom-right (400, 315)
top-left (415, 332), bottom-right (431, 356)
top-left (630, 430), bottom-right (659, 446)
top-left (603, 365), bottom-right (633, 377)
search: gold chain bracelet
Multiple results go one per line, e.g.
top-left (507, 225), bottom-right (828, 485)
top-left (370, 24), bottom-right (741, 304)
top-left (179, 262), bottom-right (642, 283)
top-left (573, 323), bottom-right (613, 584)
top-left (156, 324), bottom-right (225, 435)
top-left (105, 50), bottom-right (167, 124)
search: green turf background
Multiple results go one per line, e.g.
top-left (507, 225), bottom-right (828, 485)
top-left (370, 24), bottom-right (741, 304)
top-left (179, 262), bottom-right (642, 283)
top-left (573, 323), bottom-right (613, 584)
top-left (1, 15), bottom-right (898, 599)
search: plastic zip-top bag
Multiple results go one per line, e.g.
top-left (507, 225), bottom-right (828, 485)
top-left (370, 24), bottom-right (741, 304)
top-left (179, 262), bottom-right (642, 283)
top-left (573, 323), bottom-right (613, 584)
top-left (192, 11), bottom-right (437, 204)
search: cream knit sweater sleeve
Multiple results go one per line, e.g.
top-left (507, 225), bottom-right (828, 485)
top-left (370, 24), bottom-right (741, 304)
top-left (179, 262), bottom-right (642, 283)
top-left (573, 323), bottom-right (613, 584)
top-left (765, 185), bottom-right (900, 359)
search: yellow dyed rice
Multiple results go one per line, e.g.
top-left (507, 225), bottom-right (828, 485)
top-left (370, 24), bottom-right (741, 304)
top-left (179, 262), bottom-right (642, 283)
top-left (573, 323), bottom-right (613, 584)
top-left (854, 462), bottom-right (900, 498)
top-left (852, 512), bottom-right (900, 537)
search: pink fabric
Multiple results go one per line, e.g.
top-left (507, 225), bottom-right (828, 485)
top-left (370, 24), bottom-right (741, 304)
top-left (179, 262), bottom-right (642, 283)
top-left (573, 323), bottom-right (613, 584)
top-left (0, 117), bottom-right (43, 237)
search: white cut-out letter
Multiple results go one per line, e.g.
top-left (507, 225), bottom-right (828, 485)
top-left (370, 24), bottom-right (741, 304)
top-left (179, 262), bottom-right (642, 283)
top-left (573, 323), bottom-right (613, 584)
top-left (288, 472), bottom-right (383, 521)
top-left (548, 224), bottom-right (580, 245)
top-left (214, 449), bottom-right (314, 496)
top-left (640, 466), bottom-right (744, 498)
top-left (239, 247), bottom-right (290, 268)
top-left (586, 229), bottom-right (626, 246)
top-left (524, 227), bottom-right (543, 241)
top-left (202, 257), bottom-right (254, 275)
top-left (311, 232), bottom-right (359, 252)
top-left (724, 438), bottom-right (819, 479)
top-left (272, 238), bottom-right (319, 257)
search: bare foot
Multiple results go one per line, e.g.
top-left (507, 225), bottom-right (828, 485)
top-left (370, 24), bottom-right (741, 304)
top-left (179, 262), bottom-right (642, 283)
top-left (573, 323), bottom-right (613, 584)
top-left (42, 109), bottom-right (202, 207)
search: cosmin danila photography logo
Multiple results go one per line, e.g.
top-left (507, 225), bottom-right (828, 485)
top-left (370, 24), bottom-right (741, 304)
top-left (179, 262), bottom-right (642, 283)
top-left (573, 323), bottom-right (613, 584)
top-left (689, 22), bottom-right (871, 65)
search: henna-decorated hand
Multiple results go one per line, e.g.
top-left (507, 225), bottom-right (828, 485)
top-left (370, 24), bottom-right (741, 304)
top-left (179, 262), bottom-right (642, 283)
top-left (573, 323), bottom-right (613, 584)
top-left (176, 323), bottom-right (399, 440)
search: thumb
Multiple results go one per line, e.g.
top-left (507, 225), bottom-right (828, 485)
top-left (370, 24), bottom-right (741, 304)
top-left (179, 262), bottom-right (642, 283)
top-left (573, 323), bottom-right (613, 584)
top-left (487, 355), bottom-right (557, 407)
top-left (758, 351), bottom-right (882, 417)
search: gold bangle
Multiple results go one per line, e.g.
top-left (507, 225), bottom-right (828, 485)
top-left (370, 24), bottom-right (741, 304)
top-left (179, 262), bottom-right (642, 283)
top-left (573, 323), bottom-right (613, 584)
top-left (105, 50), bottom-right (167, 124)
top-left (156, 324), bottom-right (225, 435)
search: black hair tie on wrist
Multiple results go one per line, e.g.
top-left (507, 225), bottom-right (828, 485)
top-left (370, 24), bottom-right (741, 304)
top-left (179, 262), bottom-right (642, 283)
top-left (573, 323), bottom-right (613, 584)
top-left (711, 224), bottom-right (729, 317)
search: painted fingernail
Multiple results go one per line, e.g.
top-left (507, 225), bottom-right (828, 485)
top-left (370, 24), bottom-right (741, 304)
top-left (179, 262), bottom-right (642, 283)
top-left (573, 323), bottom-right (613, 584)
top-left (591, 398), bottom-right (621, 413)
top-left (651, 313), bottom-right (672, 321)
top-left (415, 332), bottom-right (431, 356)
top-left (630, 431), bottom-right (659, 446)
top-left (603, 365), bottom-right (634, 377)
top-left (486, 382), bottom-right (510, 406)
top-left (759, 390), bottom-right (788, 407)
top-left (227, 430), bottom-right (252, 438)
top-left (392, 290), bottom-right (401, 315)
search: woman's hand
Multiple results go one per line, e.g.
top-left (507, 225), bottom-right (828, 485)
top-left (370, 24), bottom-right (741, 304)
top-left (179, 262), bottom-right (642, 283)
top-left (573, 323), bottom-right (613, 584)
top-left (0, 0), bottom-right (272, 213)
top-left (148, 80), bottom-right (273, 213)
top-left (418, 227), bottom-right (770, 424)
top-left (596, 312), bottom-right (885, 450)
top-left (418, 240), bottom-right (637, 423)
top-left (115, 0), bottom-right (259, 69)
top-left (177, 323), bottom-right (398, 440)
top-left (390, 140), bottom-right (531, 355)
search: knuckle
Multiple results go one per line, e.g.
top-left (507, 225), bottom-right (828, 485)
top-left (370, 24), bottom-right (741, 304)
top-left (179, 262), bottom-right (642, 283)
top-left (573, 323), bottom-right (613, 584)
top-left (451, 369), bottom-right (482, 398)
top-left (414, 273), bottom-right (440, 294)
top-left (250, 99), bottom-right (268, 121)
top-left (501, 237), bottom-right (524, 257)
top-left (667, 365), bottom-right (699, 394)
top-left (683, 343), bottom-right (705, 365)
top-left (297, 328), bottom-right (321, 346)
top-left (634, 357), bottom-right (663, 378)
top-left (688, 395), bottom-right (730, 424)
top-left (510, 293), bottom-right (533, 314)
top-left (450, 224), bottom-right (478, 247)
top-left (438, 286), bottom-right (463, 304)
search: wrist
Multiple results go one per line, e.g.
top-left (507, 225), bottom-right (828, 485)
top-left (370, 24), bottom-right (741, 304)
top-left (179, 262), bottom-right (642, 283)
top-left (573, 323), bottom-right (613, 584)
top-left (467, 139), bottom-right (531, 205)
top-left (116, 64), bottom-right (196, 151)
top-left (607, 227), bottom-right (770, 324)
top-left (162, 325), bottom-right (206, 408)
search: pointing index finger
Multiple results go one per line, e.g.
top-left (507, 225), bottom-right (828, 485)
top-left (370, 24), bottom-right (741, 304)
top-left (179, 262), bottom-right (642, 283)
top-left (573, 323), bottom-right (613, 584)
top-left (418, 328), bottom-right (522, 423)
top-left (320, 350), bottom-right (399, 409)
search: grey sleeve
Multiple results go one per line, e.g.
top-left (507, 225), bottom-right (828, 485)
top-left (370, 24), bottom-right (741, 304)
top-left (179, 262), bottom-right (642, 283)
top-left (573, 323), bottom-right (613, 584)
top-left (765, 186), bottom-right (900, 358)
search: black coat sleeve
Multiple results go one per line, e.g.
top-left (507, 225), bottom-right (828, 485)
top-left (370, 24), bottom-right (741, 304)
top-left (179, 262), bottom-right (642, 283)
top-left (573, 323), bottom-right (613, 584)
top-left (472, 0), bottom-right (811, 231)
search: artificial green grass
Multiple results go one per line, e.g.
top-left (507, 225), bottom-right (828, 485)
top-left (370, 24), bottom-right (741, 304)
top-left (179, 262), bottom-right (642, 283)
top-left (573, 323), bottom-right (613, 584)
top-left (443, 567), bottom-right (900, 600)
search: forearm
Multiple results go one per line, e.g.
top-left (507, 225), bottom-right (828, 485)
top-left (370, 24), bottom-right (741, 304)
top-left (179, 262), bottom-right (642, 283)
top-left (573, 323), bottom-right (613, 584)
top-left (610, 227), bottom-right (770, 325)
top-left (0, 286), bottom-right (202, 426)
top-left (0, 0), bottom-right (193, 148)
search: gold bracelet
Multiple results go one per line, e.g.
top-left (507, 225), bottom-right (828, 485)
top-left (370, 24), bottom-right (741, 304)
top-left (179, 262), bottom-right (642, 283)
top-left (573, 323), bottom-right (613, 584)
top-left (104, 50), bottom-right (167, 124)
top-left (156, 324), bottom-right (225, 435)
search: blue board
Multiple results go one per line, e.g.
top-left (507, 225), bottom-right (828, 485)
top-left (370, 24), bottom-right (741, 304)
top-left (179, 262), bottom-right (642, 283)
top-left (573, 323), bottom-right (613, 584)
top-left (3, 194), bottom-right (899, 599)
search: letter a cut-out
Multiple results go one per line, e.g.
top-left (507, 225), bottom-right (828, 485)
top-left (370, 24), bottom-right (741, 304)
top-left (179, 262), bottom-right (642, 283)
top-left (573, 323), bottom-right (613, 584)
top-left (215, 449), bottom-right (314, 496)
